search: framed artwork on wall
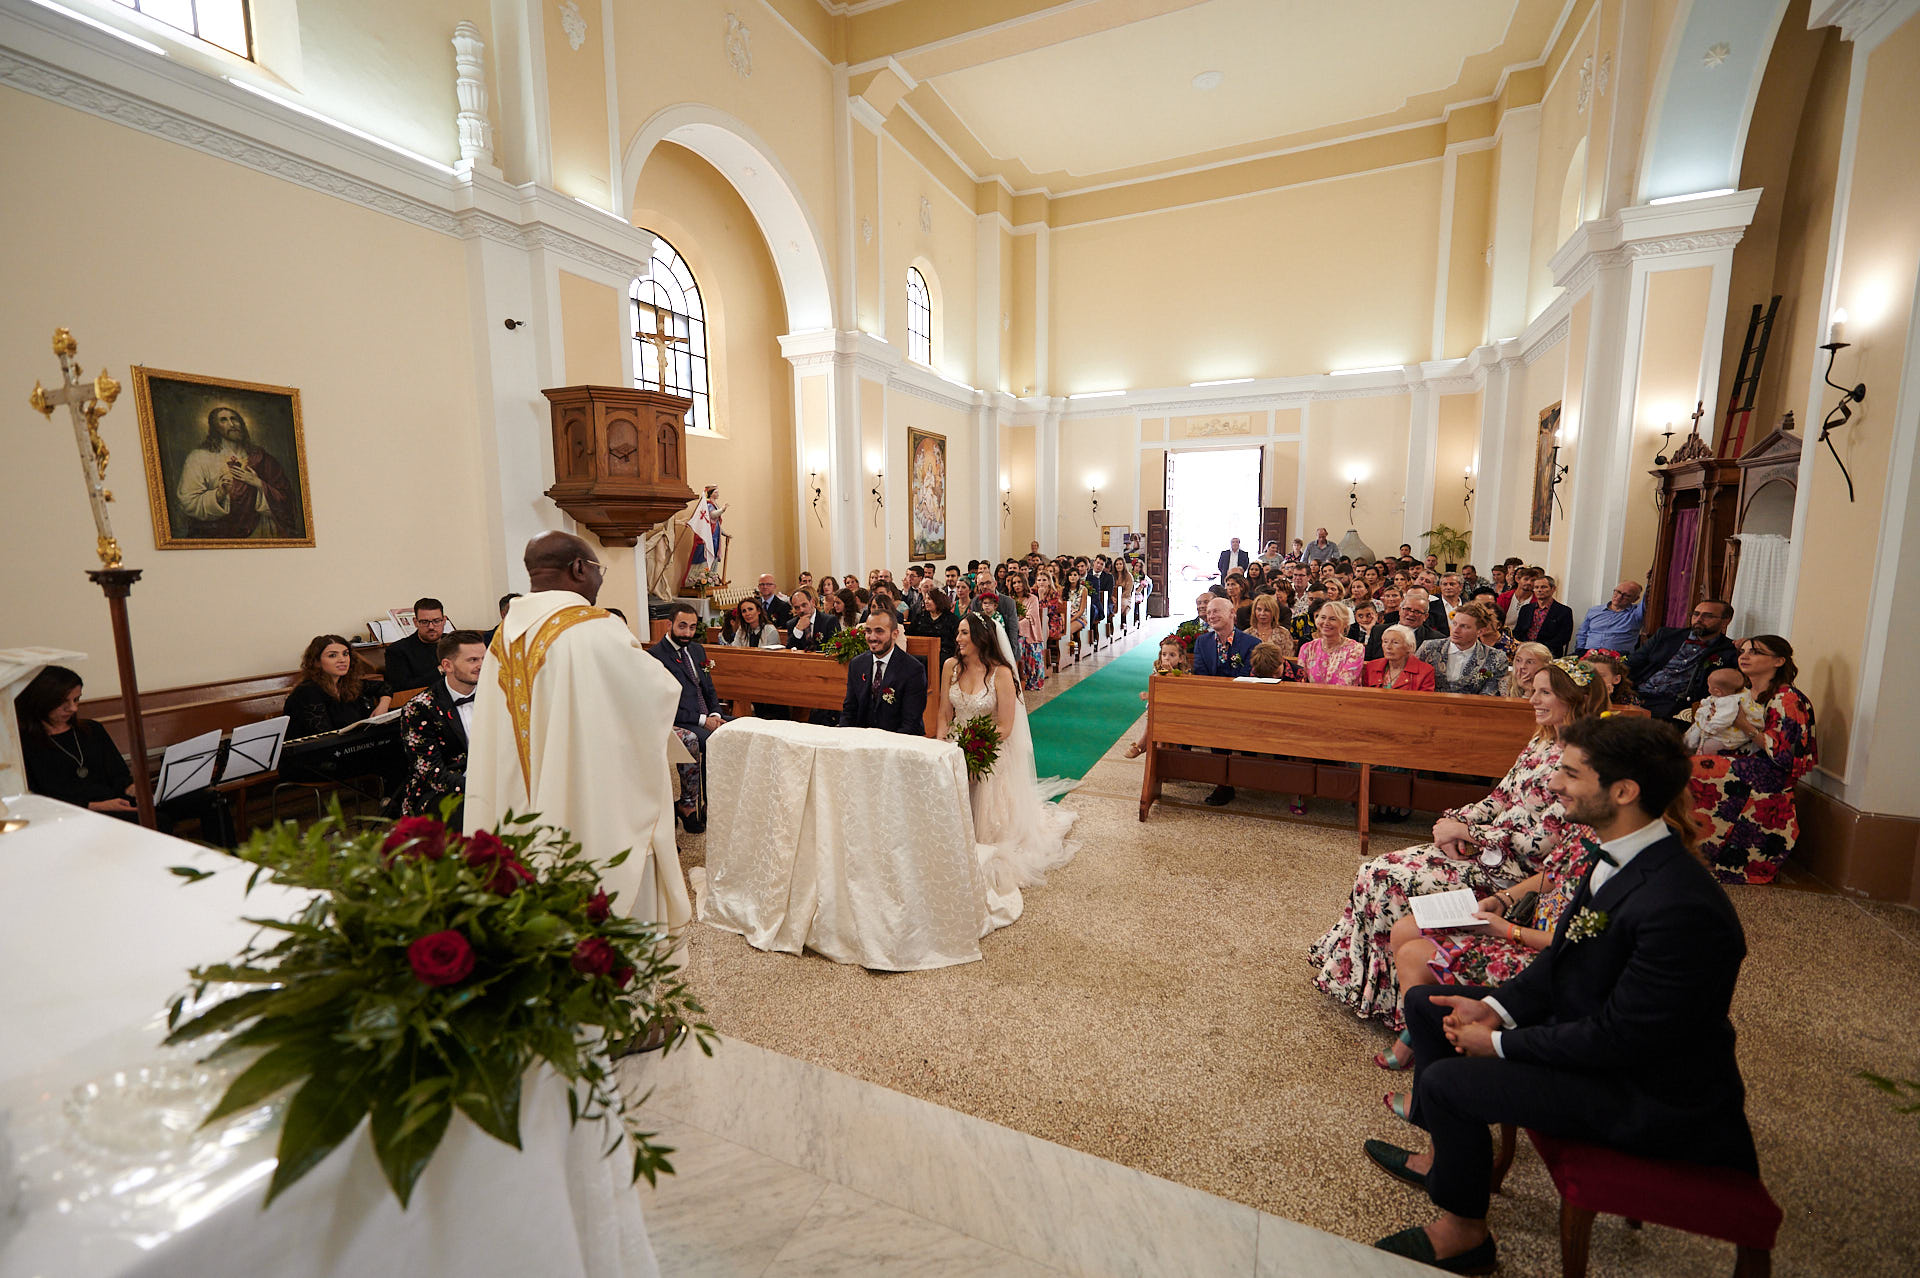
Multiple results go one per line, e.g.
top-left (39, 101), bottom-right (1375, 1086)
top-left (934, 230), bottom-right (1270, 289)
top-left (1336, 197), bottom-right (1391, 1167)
top-left (908, 427), bottom-right (946, 558)
top-left (132, 366), bottom-right (314, 549)
top-left (1530, 401), bottom-right (1561, 542)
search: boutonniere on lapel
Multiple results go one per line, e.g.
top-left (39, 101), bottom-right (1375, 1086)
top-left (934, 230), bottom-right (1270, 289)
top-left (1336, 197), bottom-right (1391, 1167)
top-left (1227, 650), bottom-right (1244, 670)
top-left (880, 687), bottom-right (898, 705)
top-left (1474, 664), bottom-right (1497, 682)
top-left (703, 658), bottom-right (716, 673)
top-left (1565, 907), bottom-right (1610, 943)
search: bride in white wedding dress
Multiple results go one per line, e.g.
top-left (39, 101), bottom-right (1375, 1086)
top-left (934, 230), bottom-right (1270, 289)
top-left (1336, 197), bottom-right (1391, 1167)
top-left (934, 613), bottom-right (1079, 889)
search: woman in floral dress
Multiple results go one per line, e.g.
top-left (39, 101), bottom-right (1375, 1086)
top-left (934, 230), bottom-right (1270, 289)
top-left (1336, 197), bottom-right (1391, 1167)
top-left (1297, 602), bottom-right (1364, 685)
top-left (1307, 658), bottom-right (1610, 1027)
top-left (1011, 577), bottom-right (1047, 692)
top-left (1691, 635), bottom-right (1817, 884)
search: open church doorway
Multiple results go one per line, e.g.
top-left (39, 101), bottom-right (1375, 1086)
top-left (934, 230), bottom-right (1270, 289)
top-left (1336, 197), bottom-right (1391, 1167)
top-left (1166, 447), bottom-right (1261, 616)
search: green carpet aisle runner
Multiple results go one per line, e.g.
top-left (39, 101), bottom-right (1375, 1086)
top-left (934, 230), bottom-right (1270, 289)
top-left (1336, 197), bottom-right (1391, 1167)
top-left (1027, 630), bottom-right (1166, 783)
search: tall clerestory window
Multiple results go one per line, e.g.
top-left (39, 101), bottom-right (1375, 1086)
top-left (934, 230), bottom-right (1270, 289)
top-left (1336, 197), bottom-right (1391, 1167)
top-left (631, 234), bottom-right (713, 433)
top-left (906, 266), bottom-right (933, 366)
top-left (113, 0), bottom-right (252, 57)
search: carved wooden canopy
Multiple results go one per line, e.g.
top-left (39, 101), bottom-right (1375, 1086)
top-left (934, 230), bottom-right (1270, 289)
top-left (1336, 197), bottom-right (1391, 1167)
top-left (541, 384), bottom-right (697, 546)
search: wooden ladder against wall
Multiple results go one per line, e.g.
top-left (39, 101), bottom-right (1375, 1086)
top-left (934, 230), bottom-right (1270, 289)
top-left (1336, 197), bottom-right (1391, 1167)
top-left (1718, 295), bottom-right (1781, 458)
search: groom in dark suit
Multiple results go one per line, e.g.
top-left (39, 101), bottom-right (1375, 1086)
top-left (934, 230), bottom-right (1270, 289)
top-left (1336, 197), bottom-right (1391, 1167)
top-left (1365, 715), bottom-right (1756, 1272)
top-left (839, 610), bottom-right (927, 735)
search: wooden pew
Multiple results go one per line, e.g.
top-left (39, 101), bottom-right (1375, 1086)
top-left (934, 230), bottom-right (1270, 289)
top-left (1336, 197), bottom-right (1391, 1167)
top-left (1142, 677), bottom-right (1538, 852)
top-left (705, 636), bottom-right (942, 737)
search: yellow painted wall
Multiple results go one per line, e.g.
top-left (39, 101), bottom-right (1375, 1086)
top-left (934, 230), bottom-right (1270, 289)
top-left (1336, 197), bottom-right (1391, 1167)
top-left (614, 0), bottom-right (839, 301)
top-left (543, 0), bottom-right (611, 204)
top-left (557, 272), bottom-right (623, 384)
top-left (1308, 396), bottom-right (1411, 551)
top-left (1009, 234), bottom-right (1038, 396)
top-left (1789, 14), bottom-right (1920, 780)
top-left (1623, 267), bottom-right (1711, 586)
top-left (0, 87), bottom-right (488, 694)
top-left (1059, 415), bottom-right (1135, 554)
top-left (798, 374), bottom-right (834, 574)
top-left (882, 130), bottom-right (978, 382)
top-left (1003, 423), bottom-right (1036, 554)
top-left (630, 142), bottom-right (798, 586)
top-left (1446, 148), bottom-right (1494, 357)
top-left (1048, 162), bottom-right (1444, 393)
top-left (288, 0), bottom-right (478, 166)
top-left (1529, 6), bottom-right (1599, 321)
top-left (1435, 391), bottom-right (1482, 544)
top-left (1722, 20), bottom-right (1851, 447)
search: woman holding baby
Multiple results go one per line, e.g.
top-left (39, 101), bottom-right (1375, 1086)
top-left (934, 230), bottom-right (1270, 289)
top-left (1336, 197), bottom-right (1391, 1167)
top-left (1688, 635), bottom-right (1818, 885)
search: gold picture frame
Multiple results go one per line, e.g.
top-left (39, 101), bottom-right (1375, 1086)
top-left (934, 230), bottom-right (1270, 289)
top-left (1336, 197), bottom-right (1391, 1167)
top-left (132, 366), bottom-right (315, 550)
top-left (1530, 401), bottom-right (1561, 542)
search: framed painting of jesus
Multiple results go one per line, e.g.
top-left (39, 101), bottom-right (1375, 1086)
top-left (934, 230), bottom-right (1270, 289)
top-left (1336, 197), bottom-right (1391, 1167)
top-left (132, 366), bottom-right (315, 550)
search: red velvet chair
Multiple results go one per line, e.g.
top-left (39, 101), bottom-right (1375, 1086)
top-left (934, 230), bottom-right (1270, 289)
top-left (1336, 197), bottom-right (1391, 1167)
top-left (1492, 1124), bottom-right (1782, 1276)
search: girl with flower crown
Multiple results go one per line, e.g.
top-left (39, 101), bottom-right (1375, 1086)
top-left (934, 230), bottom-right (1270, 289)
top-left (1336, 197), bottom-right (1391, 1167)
top-left (1308, 658), bottom-right (1610, 1028)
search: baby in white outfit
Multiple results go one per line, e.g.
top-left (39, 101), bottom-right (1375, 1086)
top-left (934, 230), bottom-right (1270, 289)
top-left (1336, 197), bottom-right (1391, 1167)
top-left (1683, 666), bottom-right (1758, 755)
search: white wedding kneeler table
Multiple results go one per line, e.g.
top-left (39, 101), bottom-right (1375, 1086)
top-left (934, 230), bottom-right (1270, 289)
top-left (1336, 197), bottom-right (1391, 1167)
top-left (698, 720), bottom-right (1021, 970)
top-left (0, 794), bottom-right (658, 1278)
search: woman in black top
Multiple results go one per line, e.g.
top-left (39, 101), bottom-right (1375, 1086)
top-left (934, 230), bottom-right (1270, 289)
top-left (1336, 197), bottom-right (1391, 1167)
top-left (13, 665), bottom-right (235, 844)
top-left (284, 635), bottom-right (390, 738)
top-left (908, 586), bottom-right (960, 667)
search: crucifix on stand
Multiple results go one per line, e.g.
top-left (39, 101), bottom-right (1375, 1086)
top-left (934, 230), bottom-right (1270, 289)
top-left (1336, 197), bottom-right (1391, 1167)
top-left (27, 328), bottom-right (157, 828)
top-left (634, 300), bottom-right (690, 394)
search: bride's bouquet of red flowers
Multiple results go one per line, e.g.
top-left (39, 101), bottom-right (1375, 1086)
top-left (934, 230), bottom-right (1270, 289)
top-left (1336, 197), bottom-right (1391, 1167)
top-left (824, 624), bottom-right (869, 664)
top-left (951, 713), bottom-right (1002, 780)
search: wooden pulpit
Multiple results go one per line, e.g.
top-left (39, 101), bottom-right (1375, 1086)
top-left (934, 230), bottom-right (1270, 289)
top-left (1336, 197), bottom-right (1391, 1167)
top-left (1643, 433), bottom-right (1740, 636)
top-left (541, 385), bottom-right (697, 546)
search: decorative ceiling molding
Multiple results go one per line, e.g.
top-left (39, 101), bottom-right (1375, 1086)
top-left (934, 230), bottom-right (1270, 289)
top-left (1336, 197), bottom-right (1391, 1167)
top-left (1809, 0), bottom-right (1918, 52)
top-left (1523, 314), bottom-right (1570, 366)
top-left (0, 37), bottom-right (648, 281)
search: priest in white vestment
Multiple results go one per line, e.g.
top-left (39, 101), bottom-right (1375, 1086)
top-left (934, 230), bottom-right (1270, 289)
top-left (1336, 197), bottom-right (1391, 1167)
top-left (466, 532), bottom-right (691, 953)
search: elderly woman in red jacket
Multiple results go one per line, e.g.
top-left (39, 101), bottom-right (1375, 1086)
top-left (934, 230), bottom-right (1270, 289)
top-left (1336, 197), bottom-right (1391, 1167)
top-left (1362, 624), bottom-right (1435, 691)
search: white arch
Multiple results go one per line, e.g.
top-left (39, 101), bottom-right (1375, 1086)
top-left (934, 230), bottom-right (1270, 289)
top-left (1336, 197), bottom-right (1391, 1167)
top-left (1636, 0), bottom-right (1793, 202)
top-left (620, 104), bottom-right (834, 333)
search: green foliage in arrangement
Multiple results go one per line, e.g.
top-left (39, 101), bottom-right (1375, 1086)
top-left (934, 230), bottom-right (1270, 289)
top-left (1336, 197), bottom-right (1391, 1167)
top-left (824, 624), bottom-right (870, 664)
top-left (165, 801), bottom-right (714, 1208)
top-left (951, 713), bottom-right (1003, 780)
top-left (1420, 523), bottom-right (1471, 564)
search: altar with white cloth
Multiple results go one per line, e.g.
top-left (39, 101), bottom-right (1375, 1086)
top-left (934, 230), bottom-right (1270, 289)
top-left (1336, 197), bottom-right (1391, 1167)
top-left (0, 794), bottom-right (657, 1278)
top-left (698, 720), bottom-right (1021, 970)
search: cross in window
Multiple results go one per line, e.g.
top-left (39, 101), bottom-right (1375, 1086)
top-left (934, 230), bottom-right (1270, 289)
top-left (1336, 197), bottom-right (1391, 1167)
top-left (635, 301), bottom-right (691, 394)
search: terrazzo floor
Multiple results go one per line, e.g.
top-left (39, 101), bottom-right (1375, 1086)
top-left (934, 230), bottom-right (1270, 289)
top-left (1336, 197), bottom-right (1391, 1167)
top-left (656, 616), bottom-right (1920, 1276)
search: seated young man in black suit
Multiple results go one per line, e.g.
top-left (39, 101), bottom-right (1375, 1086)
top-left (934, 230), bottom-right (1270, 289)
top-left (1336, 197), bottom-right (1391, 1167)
top-left (1366, 715), bottom-right (1755, 1272)
top-left (399, 629), bottom-right (486, 827)
top-left (838, 609), bottom-right (927, 735)
top-left (647, 602), bottom-right (725, 831)
top-left (385, 597), bottom-right (450, 693)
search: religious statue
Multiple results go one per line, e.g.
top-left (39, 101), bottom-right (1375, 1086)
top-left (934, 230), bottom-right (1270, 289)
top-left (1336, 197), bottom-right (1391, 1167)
top-left (680, 485), bottom-right (728, 593)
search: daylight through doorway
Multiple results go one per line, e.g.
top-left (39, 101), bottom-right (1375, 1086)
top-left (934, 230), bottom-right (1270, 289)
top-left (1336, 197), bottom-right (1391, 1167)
top-left (1165, 448), bottom-right (1261, 616)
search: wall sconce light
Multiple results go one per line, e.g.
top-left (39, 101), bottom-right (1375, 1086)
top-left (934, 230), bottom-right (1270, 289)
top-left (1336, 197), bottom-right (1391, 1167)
top-left (1818, 312), bottom-right (1864, 503)
top-left (1347, 475), bottom-right (1360, 517)
top-left (870, 470), bottom-right (885, 519)
top-left (808, 469), bottom-right (824, 525)
top-left (1001, 481), bottom-right (1011, 525)
top-left (1462, 466), bottom-right (1475, 511)
top-left (1654, 423), bottom-right (1675, 466)
top-left (1546, 432), bottom-right (1570, 512)
top-left (1089, 485), bottom-right (1101, 523)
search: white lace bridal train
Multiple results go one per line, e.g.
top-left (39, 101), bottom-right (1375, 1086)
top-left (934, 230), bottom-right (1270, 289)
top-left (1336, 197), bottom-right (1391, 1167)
top-left (947, 677), bottom-right (1079, 890)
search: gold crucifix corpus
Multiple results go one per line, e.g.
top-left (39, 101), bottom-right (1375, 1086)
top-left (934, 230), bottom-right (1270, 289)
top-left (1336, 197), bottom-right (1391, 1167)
top-left (29, 328), bottom-right (124, 568)
top-left (634, 301), bottom-right (690, 393)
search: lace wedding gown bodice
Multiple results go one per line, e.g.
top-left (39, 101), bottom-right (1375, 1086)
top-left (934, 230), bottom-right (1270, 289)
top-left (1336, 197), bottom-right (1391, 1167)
top-left (946, 671), bottom-right (1078, 890)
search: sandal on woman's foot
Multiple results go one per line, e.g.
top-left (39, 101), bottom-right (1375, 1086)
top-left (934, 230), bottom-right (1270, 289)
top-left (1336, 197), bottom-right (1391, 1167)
top-left (1383, 1091), bottom-right (1412, 1122)
top-left (1288, 800), bottom-right (1308, 815)
top-left (1124, 742), bottom-right (1145, 759)
top-left (1373, 1029), bottom-right (1413, 1071)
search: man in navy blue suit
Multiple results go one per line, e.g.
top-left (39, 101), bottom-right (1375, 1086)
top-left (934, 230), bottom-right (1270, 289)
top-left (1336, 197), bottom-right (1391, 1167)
top-left (1190, 595), bottom-right (1258, 807)
top-left (1365, 715), bottom-right (1756, 1273)
top-left (648, 602), bottom-right (724, 832)
top-left (839, 609), bottom-right (928, 735)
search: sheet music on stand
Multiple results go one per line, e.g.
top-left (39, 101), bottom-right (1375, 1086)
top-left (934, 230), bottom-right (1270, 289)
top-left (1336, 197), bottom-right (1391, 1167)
top-left (156, 730), bottom-right (221, 802)
top-left (222, 716), bottom-right (289, 782)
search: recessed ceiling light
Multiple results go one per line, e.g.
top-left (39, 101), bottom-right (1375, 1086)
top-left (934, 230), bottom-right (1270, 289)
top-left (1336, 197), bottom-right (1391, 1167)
top-left (1192, 70), bottom-right (1225, 92)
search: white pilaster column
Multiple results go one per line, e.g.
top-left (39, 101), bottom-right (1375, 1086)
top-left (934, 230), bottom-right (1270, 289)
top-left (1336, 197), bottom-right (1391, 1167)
top-left (975, 214), bottom-right (1004, 393)
top-left (973, 395), bottom-right (1002, 562)
top-left (1470, 347), bottom-right (1521, 567)
top-left (1548, 192), bottom-right (1760, 613)
top-left (1033, 399), bottom-right (1062, 554)
top-left (1404, 381), bottom-right (1440, 546)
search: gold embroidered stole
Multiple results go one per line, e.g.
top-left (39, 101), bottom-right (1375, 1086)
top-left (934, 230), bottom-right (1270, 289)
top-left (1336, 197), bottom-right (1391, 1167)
top-left (490, 605), bottom-right (611, 791)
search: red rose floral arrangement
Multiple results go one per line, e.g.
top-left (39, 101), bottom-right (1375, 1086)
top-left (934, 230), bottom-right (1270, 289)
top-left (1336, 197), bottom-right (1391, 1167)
top-left (164, 801), bottom-right (713, 1208)
top-left (824, 624), bottom-right (869, 664)
top-left (950, 713), bottom-right (1003, 780)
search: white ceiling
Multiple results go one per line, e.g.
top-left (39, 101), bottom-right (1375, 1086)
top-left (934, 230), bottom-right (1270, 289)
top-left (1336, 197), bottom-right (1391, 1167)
top-left (927, 0), bottom-right (1525, 180)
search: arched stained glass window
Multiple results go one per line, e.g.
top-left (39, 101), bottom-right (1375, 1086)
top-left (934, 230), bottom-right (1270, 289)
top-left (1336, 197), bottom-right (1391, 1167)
top-left (631, 234), bottom-right (712, 433)
top-left (906, 266), bottom-right (932, 366)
